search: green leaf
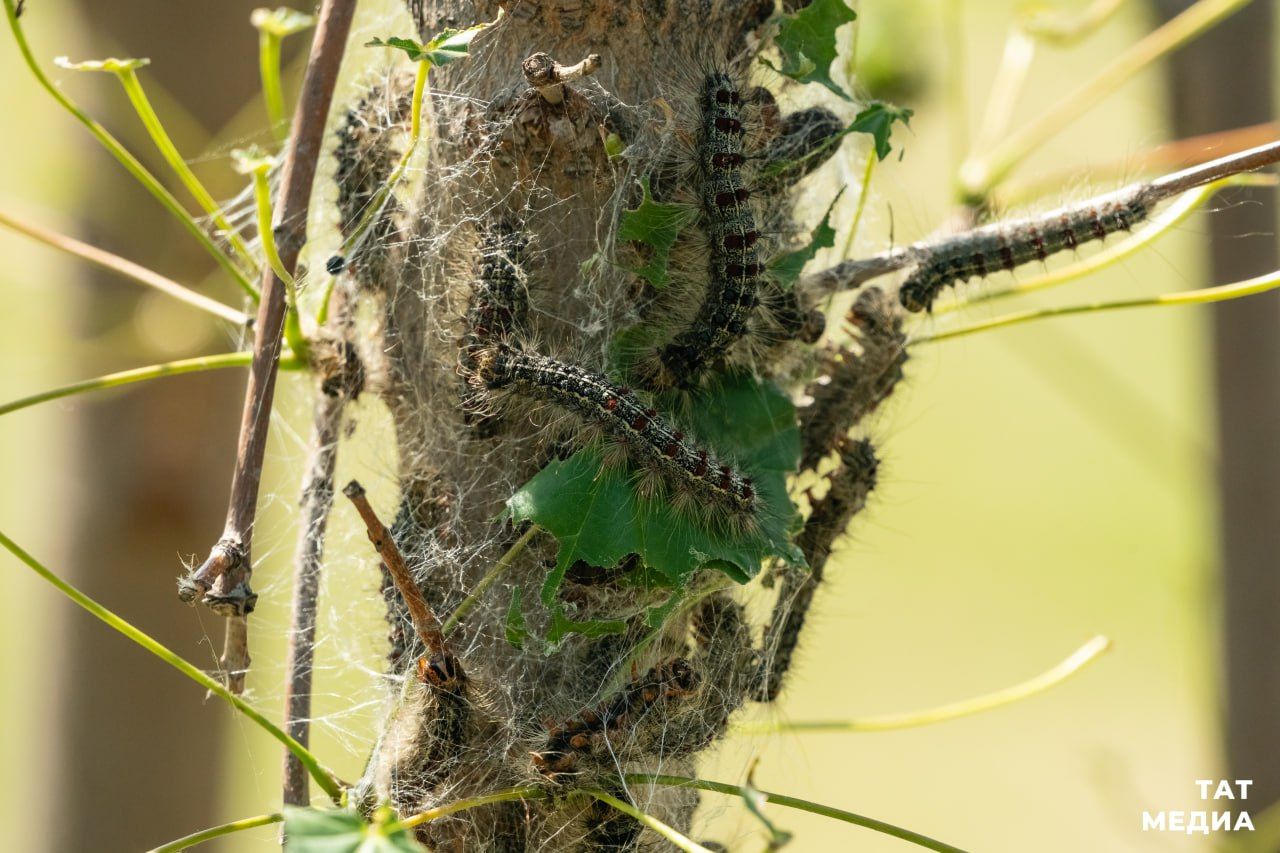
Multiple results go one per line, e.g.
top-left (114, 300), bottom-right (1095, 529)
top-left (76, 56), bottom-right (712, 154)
top-left (508, 374), bottom-right (803, 603)
top-left (546, 606), bottom-right (628, 648)
top-left (284, 807), bottom-right (423, 853)
top-left (54, 56), bottom-right (149, 73)
top-left (367, 11), bottom-right (499, 67)
top-left (617, 177), bottom-right (698, 287)
top-left (766, 0), bottom-right (857, 100)
top-left (504, 586), bottom-right (527, 650)
top-left (768, 190), bottom-right (842, 289)
top-left (250, 7), bottom-right (316, 38)
top-left (848, 101), bottom-right (914, 161)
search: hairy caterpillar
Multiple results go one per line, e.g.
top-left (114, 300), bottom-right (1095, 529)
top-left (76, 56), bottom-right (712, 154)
top-left (532, 657), bottom-right (699, 776)
top-left (899, 184), bottom-right (1156, 312)
top-left (653, 71), bottom-right (763, 388)
top-left (472, 343), bottom-right (759, 525)
top-left (757, 438), bottom-right (880, 701)
top-left (799, 286), bottom-right (907, 470)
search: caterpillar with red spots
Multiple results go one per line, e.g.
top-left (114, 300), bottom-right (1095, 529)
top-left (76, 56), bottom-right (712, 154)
top-left (652, 70), bottom-right (763, 389)
top-left (899, 184), bottom-right (1156, 313)
top-left (472, 342), bottom-right (758, 527)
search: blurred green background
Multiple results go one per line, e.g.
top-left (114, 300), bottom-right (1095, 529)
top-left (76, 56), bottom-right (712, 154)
top-left (0, 1), bottom-right (1276, 851)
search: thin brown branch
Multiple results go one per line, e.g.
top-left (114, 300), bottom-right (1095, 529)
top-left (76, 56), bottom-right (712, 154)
top-left (281, 387), bottom-right (347, 805)
top-left (343, 480), bottom-right (461, 691)
top-left (180, 0), bottom-right (356, 659)
top-left (800, 139), bottom-right (1280, 299)
top-left (522, 51), bottom-right (601, 104)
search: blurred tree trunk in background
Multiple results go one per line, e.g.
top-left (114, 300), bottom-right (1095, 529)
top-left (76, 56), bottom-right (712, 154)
top-left (1154, 0), bottom-right (1280, 814)
top-left (44, 2), bottom-right (263, 850)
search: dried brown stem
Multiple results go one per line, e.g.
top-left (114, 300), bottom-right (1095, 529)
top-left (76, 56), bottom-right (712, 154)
top-left (281, 386), bottom-right (347, 805)
top-left (522, 51), bottom-right (601, 104)
top-left (180, 0), bottom-right (356, 677)
top-left (800, 139), bottom-right (1280, 299)
top-left (344, 480), bottom-right (461, 690)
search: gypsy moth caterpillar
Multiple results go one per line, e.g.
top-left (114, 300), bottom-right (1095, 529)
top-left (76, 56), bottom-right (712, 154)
top-left (473, 342), bottom-right (759, 526)
top-left (532, 657), bottom-right (699, 776)
top-left (899, 185), bottom-right (1155, 312)
top-left (799, 286), bottom-right (907, 470)
top-left (653, 71), bottom-right (763, 389)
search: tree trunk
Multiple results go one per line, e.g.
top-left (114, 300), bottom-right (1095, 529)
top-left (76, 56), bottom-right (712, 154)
top-left (1155, 0), bottom-right (1280, 814)
top-left (336, 1), bottom-right (843, 848)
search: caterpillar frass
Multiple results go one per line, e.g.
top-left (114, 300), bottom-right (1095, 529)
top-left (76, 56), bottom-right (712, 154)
top-left (473, 343), bottom-right (758, 524)
top-left (898, 184), bottom-right (1157, 313)
top-left (654, 71), bottom-right (762, 388)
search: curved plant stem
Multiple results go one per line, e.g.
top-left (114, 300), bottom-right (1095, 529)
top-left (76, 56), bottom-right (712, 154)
top-left (743, 635), bottom-right (1111, 734)
top-left (0, 531), bottom-right (344, 800)
top-left (442, 525), bottom-right (539, 635)
top-left (245, 162), bottom-right (309, 359)
top-left (147, 812), bottom-right (282, 853)
top-left (0, 352), bottom-right (304, 417)
top-left (0, 209), bottom-right (249, 324)
top-left (340, 59), bottom-right (429, 256)
top-left (839, 151), bottom-right (877, 261)
top-left (1020, 0), bottom-right (1127, 44)
top-left (578, 788), bottom-right (714, 853)
top-left (398, 786), bottom-right (547, 829)
top-left (113, 68), bottom-right (260, 274)
top-left (936, 174), bottom-right (1274, 314)
top-left (259, 29), bottom-right (287, 140)
top-left (627, 774), bottom-right (969, 853)
top-left (920, 268), bottom-right (1280, 344)
top-left (1, 0), bottom-right (258, 299)
top-left (959, 0), bottom-right (1254, 197)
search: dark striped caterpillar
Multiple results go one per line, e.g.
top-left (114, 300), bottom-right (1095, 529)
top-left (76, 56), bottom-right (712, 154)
top-left (899, 184), bottom-right (1156, 312)
top-left (756, 437), bottom-right (879, 701)
top-left (531, 657), bottom-right (699, 776)
top-left (654, 71), bottom-right (762, 388)
top-left (472, 343), bottom-right (759, 526)
top-left (799, 286), bottom-right (907, 470)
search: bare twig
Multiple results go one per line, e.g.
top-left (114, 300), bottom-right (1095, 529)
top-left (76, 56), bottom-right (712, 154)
top-left (343, 480), bottom-right (462, 690)
top-left (219, 616), bottom-right (251, 696)
top-left (180, 0), bottom-right (356, 668)
top-left (799, 139), bottom-right (1280, 299)
top-left (522, 51), bottom-right (601, 104)
top-left (281, 385), bottom-right (347, 804)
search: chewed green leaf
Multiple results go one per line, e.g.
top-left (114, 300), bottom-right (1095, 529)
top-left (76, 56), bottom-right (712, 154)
top-left (367, 11), bottom-right (499, 66)
top-left (769, 190), bottom-right (842, 289)
top-left (849, 101), bottom-right (914, 161)
top-left (766, 0), bottom-right (856, 99)
top-left (284, 807), bottom-right (423, 852)
top-left (617, 177), bottom-right (698, 287)
top-left (54, 56), bottom-right (149, 73)
top-left (508, 374), bottom-right (803, 603)
top-left (546, 606), bottom-right (628, 648)
top-left (250, 7), bottom-right (316, 38)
